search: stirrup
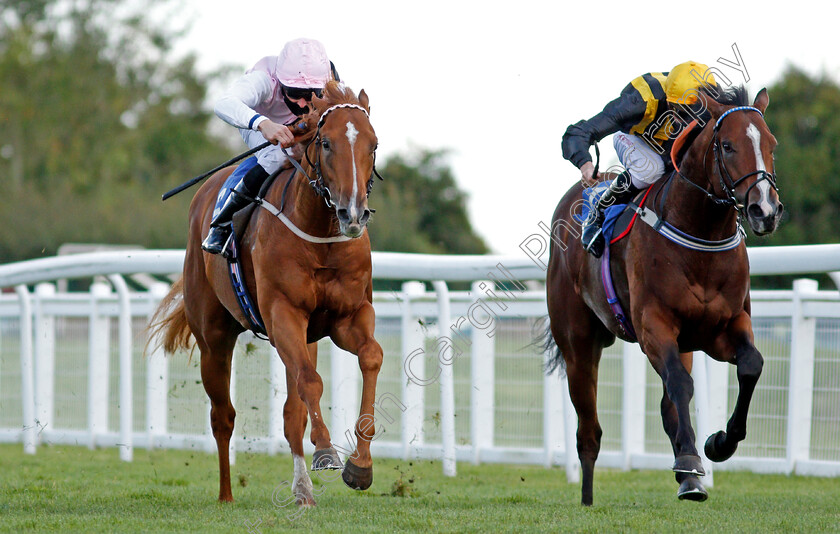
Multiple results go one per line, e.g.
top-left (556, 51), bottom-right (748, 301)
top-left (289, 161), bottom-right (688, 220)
top-left (582, 226), bottom-right (605, 257)
top-left (201, 225), bottom-right (234, 257)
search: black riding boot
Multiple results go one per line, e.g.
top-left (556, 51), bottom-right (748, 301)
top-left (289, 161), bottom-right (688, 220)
top-left (201, 165), bottom-right (267, 256)
top-left (581, 171), bottom-right (640, 258)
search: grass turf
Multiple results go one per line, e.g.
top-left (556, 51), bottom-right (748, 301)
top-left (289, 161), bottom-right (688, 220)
top-left (1, 444), bottom-right (839, 533)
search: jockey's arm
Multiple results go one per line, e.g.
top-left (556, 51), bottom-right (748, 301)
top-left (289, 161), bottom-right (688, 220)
top-left (215, 71), bottom-right (284, 136)
top-left (561, 90), bottom-right (647, 183)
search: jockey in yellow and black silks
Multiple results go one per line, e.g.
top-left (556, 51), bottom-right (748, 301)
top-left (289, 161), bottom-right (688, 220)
top-left (562, 61), bottom-right (718, 257)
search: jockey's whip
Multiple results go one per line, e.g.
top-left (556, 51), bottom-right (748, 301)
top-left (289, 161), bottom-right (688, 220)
top-left (161, 141), bottom-right (271, 201)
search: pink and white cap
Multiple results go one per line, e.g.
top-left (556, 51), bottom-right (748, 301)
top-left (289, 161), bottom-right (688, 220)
top-left (275, 38), bottom-right (330, 88)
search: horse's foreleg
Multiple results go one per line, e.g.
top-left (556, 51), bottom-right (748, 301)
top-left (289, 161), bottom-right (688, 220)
top-left (199, 338), bottom-right (238, 502)
top-left (642, 318), bottom-right (705, 479)
top-left (659, 353), bottom-right (709, 501)
top-left (331, 304), bottom-right (383, 491)
top-left (706, 315), bottom-right (763, 462)
top-left (282, 343), bottom-right (319, 506)
top-left (268, 307), bottom-right (337, 466)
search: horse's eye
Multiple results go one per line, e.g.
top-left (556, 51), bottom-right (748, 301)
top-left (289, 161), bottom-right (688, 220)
top-left (721, 141), bottom-right (734, 153)
top-left (321, 139), bottom-right (331, 151)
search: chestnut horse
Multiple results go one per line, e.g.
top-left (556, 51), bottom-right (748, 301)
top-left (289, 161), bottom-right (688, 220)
top-left (545, 86), bottom-right (782, 505)
top-left (149, 82), bottom-right (383, 505)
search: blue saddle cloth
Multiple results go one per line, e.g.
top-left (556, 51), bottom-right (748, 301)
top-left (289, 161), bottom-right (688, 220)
top-left (213, 156), bottom-right (259, 216)
top-left (573, 182), bottom-right (629, 243)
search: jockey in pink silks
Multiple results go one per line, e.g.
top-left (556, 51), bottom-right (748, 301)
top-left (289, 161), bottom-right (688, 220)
top-left (202, 38), bottom-right (339, 255)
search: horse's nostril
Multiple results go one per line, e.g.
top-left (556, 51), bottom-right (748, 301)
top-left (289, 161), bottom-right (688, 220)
top-left (747, 203), bottom-right (765, 219)
top-left (776, 203), bottom-right (784, 218)
top-left (359, 209), bottom-right (371, 225)
top-left (337, 208), bottom-right (350, 223)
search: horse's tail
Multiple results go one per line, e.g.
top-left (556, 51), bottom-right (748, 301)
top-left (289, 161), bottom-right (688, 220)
top-left (145, 278), bottom-right (194, 356)
top-left (534, 315), bottom-right (565, 375)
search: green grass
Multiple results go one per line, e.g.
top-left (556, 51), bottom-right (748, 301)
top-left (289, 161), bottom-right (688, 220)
top-left (1, 445), bottom-right (839, 533)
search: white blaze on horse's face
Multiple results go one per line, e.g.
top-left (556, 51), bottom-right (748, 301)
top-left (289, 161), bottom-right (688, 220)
top-left (746, 123), bottom-right (774, 217)
top-left (345, 121), bottom-right (360, 220)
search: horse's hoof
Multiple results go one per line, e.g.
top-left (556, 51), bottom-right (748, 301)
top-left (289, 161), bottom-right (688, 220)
top-left (312, 447), bottom-right (343, 471)
top-left (295, 493), bottom-right (317, 507)
top-left (705, 430), bottom-right (736, 462)
top-left (673, 454), bottom-right (705, 476)
top-left (342, 458), bottom-right (373, 491)
top-left (677, 476), bottom-right (708, 502)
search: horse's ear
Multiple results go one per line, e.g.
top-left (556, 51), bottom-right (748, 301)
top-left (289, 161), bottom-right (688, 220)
top-left (358, 89), bottom-right (370, 113)
top-left (753, 88), bottom-right (769, 113)
top-left (699, 90), bottom-right (725, 120)
top-left (311, 93), bottom-right (329, 115)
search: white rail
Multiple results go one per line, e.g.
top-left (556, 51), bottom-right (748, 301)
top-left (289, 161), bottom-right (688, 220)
top-left (1, 246), bottom-right (839, 482)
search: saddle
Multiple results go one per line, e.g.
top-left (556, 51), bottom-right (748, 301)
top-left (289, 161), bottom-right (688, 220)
top-left (220, 161), bottom-right (294, 338)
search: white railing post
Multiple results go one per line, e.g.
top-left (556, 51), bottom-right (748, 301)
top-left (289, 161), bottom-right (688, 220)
top-left (15, 285), bottom-right (36, 454)
top-left (268, 349), bottom-right (286, 455)
top-left (146, 283), bottom-right (169, 449)
top-left (692, 352), bottom-right (714, 487)
top-left (34, 283), bottom-right (56, 439)
top-left (433, 281), bottom-right (457, 477)
top-left (543, 368), bottom-right (564, 468)
top-left (401, 281), bottom-right (426, 459)
top-left (88, 282), bottom-right (111, 449)
top-left (621, 341), bottom-right (646, 470)
top-left (786, 278), bottom-right (818, 473)
top-left (331, 341), bottom-right (360, 449)
top-left (107, 275), bottom-right (133, 462)
top-left (470, 281), bottom-right (495, 465)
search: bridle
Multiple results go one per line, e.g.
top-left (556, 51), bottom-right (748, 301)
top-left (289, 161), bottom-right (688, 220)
top-left (298, 103), bottom-right (384, 210)
top-left (254, 102), bottom-right (384, 244)
top-left (675, 106), bottom-right (779, 214)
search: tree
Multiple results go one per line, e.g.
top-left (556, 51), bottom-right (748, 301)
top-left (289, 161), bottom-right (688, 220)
top-left (0, 0), bottom-right (233, 262)
top-left (746, 67), bottom-right (840, 288)
top-left (368, 149), bottom-right (488, 254)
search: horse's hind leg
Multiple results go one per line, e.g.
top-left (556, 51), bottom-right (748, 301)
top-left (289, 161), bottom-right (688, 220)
top-left (197, 333), bottom-right (239, 502)
top-left (705, 314), bottom-right (763, 462)
top-left (282, 343), bottom-right (321, 506)
top-left (555, 327), bottom-right (606, 507)
top-left (659, 352), bottom-right (708, 501)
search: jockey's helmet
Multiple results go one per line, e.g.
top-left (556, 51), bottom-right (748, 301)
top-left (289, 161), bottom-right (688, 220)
top-left (276, 38), bottom-right (331, 89)
top-left (664, 61), bottom-right (716, 105)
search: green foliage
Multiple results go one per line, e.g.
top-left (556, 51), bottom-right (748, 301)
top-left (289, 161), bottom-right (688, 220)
top-left (0, 0), bottom-right (231, 261)
top-left (368, 149), bottom-right (488, 254)
top-left (753, 66), bottom-right (840, 247)
top-left (0, 1), bottom-right (486, 262)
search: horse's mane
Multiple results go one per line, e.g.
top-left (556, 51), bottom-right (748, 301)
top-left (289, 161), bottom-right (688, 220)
top-left (292, 81), bottom-right (364, 146)
top-left (699, 84), bottom-right (750, 107)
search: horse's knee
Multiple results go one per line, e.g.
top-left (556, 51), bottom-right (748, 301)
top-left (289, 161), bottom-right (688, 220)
top-left (296, 366), bottom-right (324, 399)
top-left (358, 342), bottom-right (383, 375)
top-left (664, 353), bottom-right (694, 404)
top-left (210, 405), bottom-right (235, 438)
top-left (736, 346), bottom-right (763, 381)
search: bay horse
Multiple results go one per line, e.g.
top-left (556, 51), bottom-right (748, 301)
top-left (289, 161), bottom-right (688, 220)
top-left (149, 81), bottom-right (383, 505)
top-left (545, 86), bottom-right (782, 505)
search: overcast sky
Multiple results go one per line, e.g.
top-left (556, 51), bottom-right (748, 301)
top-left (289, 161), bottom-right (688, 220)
top-left (174, 0), bottom-right (838, 254)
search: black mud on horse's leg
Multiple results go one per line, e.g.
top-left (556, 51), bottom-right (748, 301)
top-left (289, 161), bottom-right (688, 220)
top-left (705, 343), bottom-right (763, 462)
